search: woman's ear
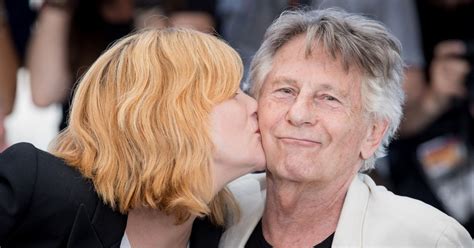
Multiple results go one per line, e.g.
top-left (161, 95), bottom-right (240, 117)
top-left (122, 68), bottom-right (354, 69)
top-left (360, 118), bottom-right (389, 160)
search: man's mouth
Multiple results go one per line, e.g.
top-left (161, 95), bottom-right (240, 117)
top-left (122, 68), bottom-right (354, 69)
top-left (279, 137), bottom-right (321, 147)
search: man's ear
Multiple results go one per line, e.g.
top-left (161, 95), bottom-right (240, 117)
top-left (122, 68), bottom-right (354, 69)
top-left (360, 118), bottom-right (389, 160)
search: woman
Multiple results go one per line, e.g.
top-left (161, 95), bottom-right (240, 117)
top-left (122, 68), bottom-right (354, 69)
top-left (0, 28), bottom-right (265, 247)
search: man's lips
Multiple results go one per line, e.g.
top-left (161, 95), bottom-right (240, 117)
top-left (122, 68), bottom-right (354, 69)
top-left (278, 137), bottom-right (321, 146)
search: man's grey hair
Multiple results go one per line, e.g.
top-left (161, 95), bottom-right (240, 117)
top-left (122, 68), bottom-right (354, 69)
top-left (249, 8), bottom-right (405, 171)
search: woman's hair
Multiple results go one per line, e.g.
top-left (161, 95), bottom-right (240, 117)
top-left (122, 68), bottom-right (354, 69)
top-left (50, 28), bottom-right (243, 225)
top-left (249, 8), bottom-right (405, 171)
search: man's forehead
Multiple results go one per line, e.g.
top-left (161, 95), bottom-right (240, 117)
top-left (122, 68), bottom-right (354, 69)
top-left (273, 34), bottom-right (360, 75)
top-left (268, 49), bottom-right (362, 92)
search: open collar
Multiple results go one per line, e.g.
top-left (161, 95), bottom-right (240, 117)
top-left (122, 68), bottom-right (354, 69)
top-left (219, 173), bottom-right (370, 248)
top-left (332, 174), bottom-right (370, 247)
top-left (219, 173), bottom-right (266, 248)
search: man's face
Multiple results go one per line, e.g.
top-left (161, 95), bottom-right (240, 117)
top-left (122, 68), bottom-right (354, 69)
top-left (258, 35), bottom-right (378, 184)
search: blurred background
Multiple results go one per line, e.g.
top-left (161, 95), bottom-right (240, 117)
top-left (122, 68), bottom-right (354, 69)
top-left (1, 0), bottom-right (473, 236)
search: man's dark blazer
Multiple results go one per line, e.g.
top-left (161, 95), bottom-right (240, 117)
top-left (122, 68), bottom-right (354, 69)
top-left (0, 143), bottom-right (222, 248)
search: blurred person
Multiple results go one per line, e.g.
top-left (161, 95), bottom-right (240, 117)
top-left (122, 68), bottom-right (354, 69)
top-left (0, 0), bottom-right (37, 151)
top-left (220, 9), bottom-right (472, 247)
top-left (0, 0), bottom-right (17, 151)
top-left (27, 0), bottom-right (134, 131)
top-left (134, 0), bottom-right (167, 30)
top-left (2, 0), bottom-right (37, 60)
top-left (388, 0), bottom-right (474, 235)
top-left (217, 0), bottom-right (288, 88)
top-left (0, 28), bottom-right (266, 247)
top-left (134, 0), bottom-right (218, 33)
top-left (165, 0), bottom-right (217, 34)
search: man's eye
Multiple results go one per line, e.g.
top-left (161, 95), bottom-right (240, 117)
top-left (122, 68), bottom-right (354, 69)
top-left (323, 95), bottom-right (338, 101)
top-left (277, 88), bottom-right (294, 94)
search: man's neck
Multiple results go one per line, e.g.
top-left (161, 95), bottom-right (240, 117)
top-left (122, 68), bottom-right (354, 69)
top-left (125, 207), bottom-right (195, 248)
top-left (262, 172), bottom-right (356, 248)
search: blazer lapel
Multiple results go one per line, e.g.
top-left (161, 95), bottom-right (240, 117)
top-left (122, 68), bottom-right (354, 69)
top-left (219, 173), bottom-right (266, 248)
top-left (90, 200), bottom-right (128, 247)
top-left (67, 200), bottom-right (127, 248)
top-left (67, 204), bottom-right (103, 248)
top-left (332, 173), bottom-right (370, 247)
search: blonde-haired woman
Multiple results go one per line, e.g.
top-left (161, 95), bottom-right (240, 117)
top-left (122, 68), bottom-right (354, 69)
top-left (0, 28), bottom-right (265, 248)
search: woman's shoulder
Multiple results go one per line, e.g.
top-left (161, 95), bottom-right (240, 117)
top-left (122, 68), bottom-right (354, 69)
top-left (1, 142), bottom-right (72, 176)
top-left (1, 142), bottom-right (42, 159)
top-left (0, 142), bottom-right (95, 201)
top-left (0, 143), bottom-right (125, 246)
top-left (1, 142), bottom-right (59, 165)
top-left (0, 143), bottom-right (48, 180)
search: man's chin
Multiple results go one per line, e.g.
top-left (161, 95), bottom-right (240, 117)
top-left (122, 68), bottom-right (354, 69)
top-left (266, 166), bottom-right (318, 183)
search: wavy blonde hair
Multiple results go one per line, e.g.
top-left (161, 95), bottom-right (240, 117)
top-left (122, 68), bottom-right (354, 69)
top-left (50, 28), bottom-right (242, 225)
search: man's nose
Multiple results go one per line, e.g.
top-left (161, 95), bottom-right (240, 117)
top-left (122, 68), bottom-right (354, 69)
top-left (286, 96), bottom-right (317, 126)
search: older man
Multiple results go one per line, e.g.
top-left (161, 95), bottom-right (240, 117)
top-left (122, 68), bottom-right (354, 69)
top-left (220, 8), bottom-right (472, 248)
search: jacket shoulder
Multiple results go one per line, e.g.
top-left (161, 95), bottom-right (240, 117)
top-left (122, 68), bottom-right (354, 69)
top-left (0, 143), bottom-right (44, 240)
top-left (360, 175), bottom-right (472, 246)
top-left (0, 142), bottom-right (41, 166)
top-left (0, 143), bottom-right (108, 246)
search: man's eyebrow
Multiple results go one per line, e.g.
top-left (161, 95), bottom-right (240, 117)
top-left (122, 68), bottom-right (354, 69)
top-left (270, 76), bottom-right (298, 86)
top-left (269, 76), bottom-right (350, 98)
top-left (319, 84), bottom-right (334, 91)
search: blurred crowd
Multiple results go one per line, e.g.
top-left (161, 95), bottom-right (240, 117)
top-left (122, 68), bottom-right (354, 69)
top-left (0, 0), bottom-right (473, 236)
